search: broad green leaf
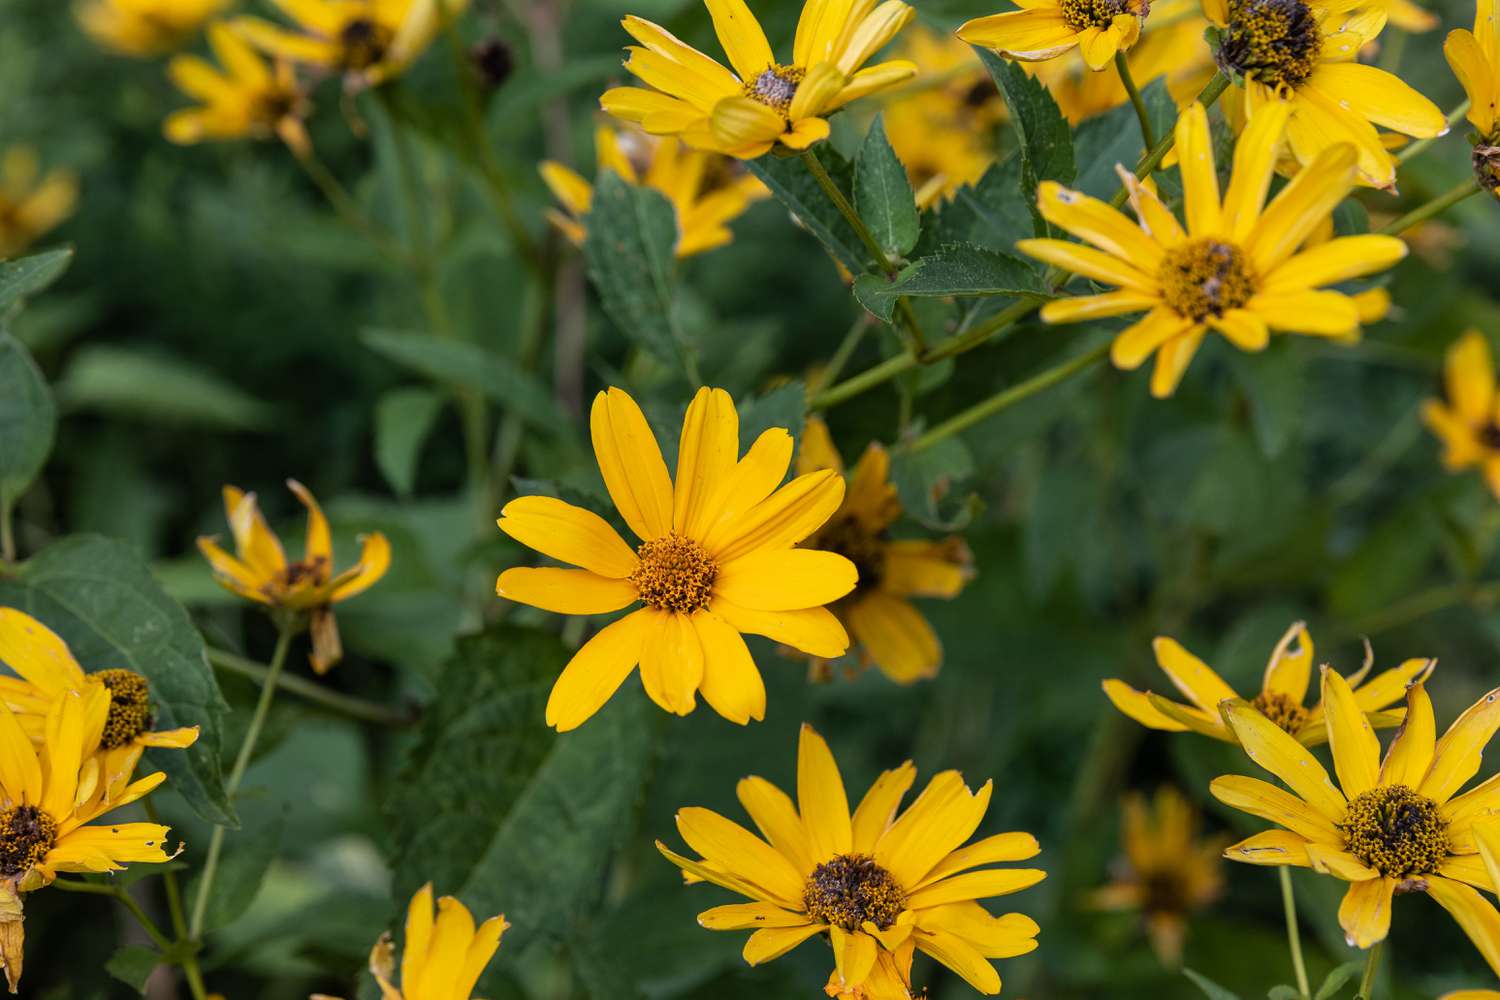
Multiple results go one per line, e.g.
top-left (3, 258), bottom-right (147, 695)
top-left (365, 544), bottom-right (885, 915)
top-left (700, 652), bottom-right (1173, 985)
top-left (891, 437), bottom-right (981, 531)
top-left (0, 248), bottom-right (72, 314)
top-left (748, 148), bottom-right (866, 274)
top-left (0, 535), bottom-right (232, 824)
top-left (1315, 960), bottom-right (1364, 999)
top-left (853, 243), bottom-right (1047, 323)
top-left (1266, 986), bottom-right (1302, 1000)
top-left (1184, 969), bottom-right (1243, 1000)
top-left (1071, 79), bottom-right (1174, 198)
top-left (737, 380), bottom-right (806, 450)
top-left (374, 387), bottom-right (446, 497)
top-left (56, 346), bottom-right (275, 430)
top-left (976, 48), bottom-right (1075, 234)
top-left (1234, 341), bottom-right (1305, 458)
top-left (185, 806), bottom-right (284, 932)
top-left (0, 332), bottom-right (55, 510)
top-left (917, 156), bottom-right (1032, 255)
top-left (104, 945), bottom-right (161, 994)
top-left (582, 171), bottom-right (684, 365)
top-left (855, 115), bottom-right (919, 258)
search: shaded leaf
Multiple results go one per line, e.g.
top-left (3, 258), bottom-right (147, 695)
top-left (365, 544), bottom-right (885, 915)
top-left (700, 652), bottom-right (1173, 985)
top-left (891, 437), bottom-right (980, 531)
top-left (0, 332), bottom-right (55, 510)
top-left (104, 945), bottom-right (160, 994)
top-left (1184, 968), bottom-right (1243, 1000)
top-left (748, 148), bottom-right (866, 273)
top-left (0, 248), bottom-right (73, 314)
top-left (374, 387), bottom-right (446, 497)
top-left (737, 380), bottom-right (806, 450)
top-left (56, 346), bottom-right (275, 431)
top-left (855, 115), bottom-right (919, 258)
top-left (582, 171), bottom-right (683, 364)
top-left (976, 48), bottom-right (1075, 234)
top-left (1315, 960), bottom-right (1364, 999)
top-left (186, 805), bottom-right (284, 931)
top-left (917, 156), bottom-right (1032, 255)
top-left (1072, 79), bottom-right (1174, 198)
top-left (854, 243), bottom-right (1045, 323)
top-left (362, 329), bottom-right (567, 430)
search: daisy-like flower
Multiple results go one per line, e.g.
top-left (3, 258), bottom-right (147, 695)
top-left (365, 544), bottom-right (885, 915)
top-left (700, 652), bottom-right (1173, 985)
top-left (0, 147), bottom-right (77, 261)
top-left (1423, 331), bottom-right (1500, 500)
top-left (1437, 824), bottom-right (1500, 1000)
top-left (1207, 0), bottom-right (1446, 189)
top-left (233, 0), bottom-right (465, 92)
top-left (599, 0), bottom-right (917, 159)
top-left (1213, 671), bottom-right (1500, 949)
top-left (1017, 101), bottom-right (1410, 398)
top-left (165, 22), bottom-right (311, 155)
top-left (197, 480), bottom-right (391, 673)
top-left (657, 725), bottom-right (1044, 996)
top-left (1445, 0), bottom-right (1500, 195)
top-left (75, 0), bottom-right (227, 56)
top-left (540, 125), bottom-right (767, 258)
top-left (1103, 621), bottom-right (1432, 745)
top-left (0, 685), bottom-right (180, 991)
top-left (1088, 786), bottom-right (1225, 966)
top-left (956, 0), bottom-right (1149, 72)
top-left (496, 387), bottom-right (857, 731)
top-left (794, 418), bottom-right (973, 684)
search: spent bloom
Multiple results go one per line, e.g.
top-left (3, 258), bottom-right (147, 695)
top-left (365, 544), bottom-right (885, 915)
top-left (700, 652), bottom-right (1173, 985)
top-left (0, 148), bottom-right (77, 261)
top-left (1445, 0), bottom-right (1500, 195)
top-left (165, 22), bottom-right (311, 154)
top-left (957, 0), bottom-right (1150, 71)
top-left (1423, 330), bottom-right (1500, 500)
top-left (76, 0), bottom-right (227, 56)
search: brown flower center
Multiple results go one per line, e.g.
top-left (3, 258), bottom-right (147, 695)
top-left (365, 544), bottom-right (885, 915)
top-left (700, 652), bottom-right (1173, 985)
top-left (803, 854), bottom-right (906, 931)
top-left (1218, 0), bottom-right (1322, 90)
top-left (1251, 690), bottom-right (1308, 735)
top-left (339, 17), bottom-right (392, 70)
top-left (1341, 784), bottom-right (1449, 879)
top-left (97, 668), bottom-right (154, 750)
top-left (746, 65), bottom-right (804, 112)
top-left (1059, 0), bottom-right (1137, 30)
top-left (629, 533), bottom-right (717, 613)
top-left (1475, 144), bottom-right (1500, 194)
top-left (278, 555), bottom-right (330, 590)
top-left (0, 805), bottom-right (56, 878)
top-left (1158, 238), bottom-right (1257, 321)
top-left (814, 516), bottom-right (885, 596)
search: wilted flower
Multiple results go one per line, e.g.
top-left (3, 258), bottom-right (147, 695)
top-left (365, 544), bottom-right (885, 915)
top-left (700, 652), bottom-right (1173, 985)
top-left (1423, 330), bottom-right (1500, 500)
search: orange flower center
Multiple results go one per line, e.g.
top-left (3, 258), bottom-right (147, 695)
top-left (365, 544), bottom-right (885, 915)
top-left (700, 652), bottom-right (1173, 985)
top-left (803, 853), bottom-right (906, 931)
top-left (1158, 238), bottom-right (1256, 321)
top-left (629, 533), bottom-right (717, 613)
top-left (746, 65), bottom-right (804, 112)
top-left (98, 669), bottom-right (154, 750)
top-left (1059, 0), bottom-right (1137, 30)
top-left (1250, 690), bottom-right (1308, 735)
top-left (0, 805), bottom-right (56, 878)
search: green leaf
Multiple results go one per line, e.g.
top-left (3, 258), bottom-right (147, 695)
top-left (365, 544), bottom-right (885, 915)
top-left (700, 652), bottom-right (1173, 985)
top-left (1184, 968), bottom-right (1243, 1000)
top-left (104, 945), bottom-right (161, 994)
top-left (748, 149), bottom-right (867, 274)
top-left (855, 115), bottom-right (919, 258)
top-left (891, 437), bottom-right (981, 531)
top-left (853, 243), bottom-right (1046, 323)
top-left (0, 535), bottom-right (232, 824)
top-left (917, 157), bottom-right (1033, 255)
top-left (976, 48), bottom-right (1075, 234)
top-left (1267, 987), bottom-right (1303, 1000)
top-left (1072, 79), bottom-right (1174, 198)
top-left (737, 380), bottom-right (806, 450)
top-left (186, 806), bottom-right (284, 932)
top-left (1315, 960), bottom-right (1365, 999)
top-left (0, 332), bottom-right (55, 511)
top-left (55, 346), bottom-right (275, 431)
top-left (1235, 341), bottom-right (1305, 458)
top-left (374, 387), bottom-right (446, 497)
top-left (582, 171), bottom-right (684, 365)
top-left (0, 248), bottom-right (73, 314)
top-left (386, 626), bottom-right (659, 954)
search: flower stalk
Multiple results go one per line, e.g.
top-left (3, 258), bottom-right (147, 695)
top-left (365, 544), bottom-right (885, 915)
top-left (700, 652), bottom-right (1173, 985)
top-left (1279, 867), bottom-right (1311, 999)
top-left (1115, 51), bottom-right (1156, 153)
top-left (1378, 178), bottom-right (1484, 235)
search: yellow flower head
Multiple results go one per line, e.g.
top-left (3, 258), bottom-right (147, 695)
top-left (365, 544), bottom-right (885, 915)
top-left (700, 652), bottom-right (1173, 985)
top-left (657, 724), bottom-right (1044, 997)
top-left (496, 387), bottom-right (859, 730)
top-left (1423, 331), bottom-right (1500, 500)
top-left (599, 0), bottom-right (917, 159)
top-left (1445, 0), bottom-right (1500, 197)
top-left (1206, 0), bottom-right (1446, 188)
top-left (233, 0), bottom-right (466, 91)
top-left (76, 0), bottom-right (228, 56)
top-left (540, 126), bottom-right (768, 258)
top-left (957, 0), bottom-right (1149, 72)
top-left (1213, 674), bottom-right (1500, 951)
top-left (0, 148), bottom-right (77, 261)
top-left (1088, 786), bottom-right (1225, 966)
top-left (361, 883), bottom-right (507, 1000)
top-left (1104, 621), bottom-right (1434, 744)
top-left (165, 22), bottom-right (312, 156)
top-left (795, 418), bottom-right (973, 684)
top-left (1018, 102), bottom-right (1409, 398)
top-left (197, 479), bottom-right (391, 673)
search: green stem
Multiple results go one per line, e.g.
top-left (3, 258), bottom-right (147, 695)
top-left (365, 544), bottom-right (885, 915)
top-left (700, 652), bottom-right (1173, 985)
top-left (189, 623), bottom-right (293, 939)
top-left (1397, 99), bottom-right (1472, 164)
top-left (143, 800), bottom-right (209, 1000)
top-left (811, 315), bottom-right (873, 394)
top-left (53, 879), bottom-right (175, 953)
top-left (206, 647), bottom-right (413, 727)
top-left (1333, 580), bottom-right (1500, 642)
top-left (1115, 51), bottom-right (1156, 153)
top-left (1279, 868), bottom-right (1312, 999)
top-left (0, 496), bottom-right (14, 565)
top-left (1378, 178), bottom-right (1484, 235)
top-left (1355, 940), bottom-right (1382, 1000)
top-left (293, 150), bottom-right (409, 267)
top-left (1110, 71), bottom-right (1231, 209)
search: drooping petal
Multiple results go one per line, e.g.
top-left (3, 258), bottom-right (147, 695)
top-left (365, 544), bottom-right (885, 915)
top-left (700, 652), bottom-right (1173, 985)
top-left (1428, 876), bottom-right (1500, 977)
top-left (846, 593), bottom-right (941, 683)
top-left (1209, 775), bottom-right (1343, 843)
top-left (1421, 687), bottom-right (1500, 805)
top-left (1222, 700), bottom-right (1347, 821)
top-left (1338, 877), bottom-right (1396, 948)
top-left (328, 531), bottom-right (391, 602)
top-left (743, 922), bottom-right (826, 964)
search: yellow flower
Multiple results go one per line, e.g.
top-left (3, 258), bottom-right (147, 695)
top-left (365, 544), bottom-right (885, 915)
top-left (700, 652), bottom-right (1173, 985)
top-left (0, 148), bottom-right (77, 261)
top-left (1423, 331), bottom-right (1500, 500)
top-left (1206, 0), bottom-right (1445, 189)
top-left (0, 685), bottom-right (180, 991)
top-left (1437, 824), bottom-right (1500, 1000)
top-left (957, 0), bottom-right (1149, 71)
top-left (1213, 673), bottom-right (1500, 949)
top-left (1017, 102), bottom-right (1409, 398)
top-left (233, 0), bottom-right (465, 91)
top-left (540, 126), bottom-right (767, 257)
top-left (496, 387), bottom-right (858, 730)
top-left (1445, 0), bottom-right (1500, 195)
top-left (1103, 621), bottom-right (1433, 744)
top-left (599, 0), bottom-right (916, 159)
top-left (197, 479), bottom-right (391, 673)
top-left (657, 724), bottom-right (1044, 996)
top-left (1088, 786), bottom-right (1225, 966)
top-left (794, 418), bottom-right (972, 684)
top-left (75, 0), bottom-right (227, 56)
top-left (165, 22), bottom-right (311, 155)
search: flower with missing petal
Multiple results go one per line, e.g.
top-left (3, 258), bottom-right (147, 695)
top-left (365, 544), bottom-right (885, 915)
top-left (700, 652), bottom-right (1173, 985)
top-left (1103, 621), bottom-right (1433, 745)
top-left (0, 147), bottom-right (77, 261)
top-left (496, 387), bottom-right (858, 730)
top-left (600, 0), bottom-right (916, 158)
top-left (1212, 673), bottom-right (1500, 950)
top-left (1444, 0), bottom-right (1500, 196)
top-left (1017, 102), bottom-right (1408, 398)
top-left (165, 22), bottom-right (311, 155)
top-left (76, 0), bottom-right (227, 56)
top-left (657, 725), bottom-right (1044, 996)
top-left (1423, 330), bottom-right (1500, 500)
top-left (957, 0), bottom-right (1149, 71)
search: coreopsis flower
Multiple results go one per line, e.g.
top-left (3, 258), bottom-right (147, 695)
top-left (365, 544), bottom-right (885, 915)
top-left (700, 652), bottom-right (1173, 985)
top-left (1206, 0), bottom-right (1445, 189)
top-left (957, 0), bottom-right (1149, 71)
top-left (495, 387), bottom-right (857, 730)
top-left (0, 686), bottom-right (179, 991)
top-left (657, 725), bottom-right (1044, 996)
top-left (1445, 0), bottom-right (1500, 195)
top-left (1214, 672), bottom-right (1500, 949)
top-left (1437, 824), bottom-right (1500, 1000)
top-left (165, 23), bottom-right (311, 155)
top-left (599, 0), bottom-right (917, 159)
top-left (1424, 331), bottom-right (1500, 499)
top-left (1103, 621), bottom-right (1432, 745)
top-left (540, 126), bottom-right (766, 257)
top-left (1017, 102), bottom-right (1409, 398)
top-left (1088, 787), bottom-right (1225, 965)
top-left (794, 418), bottom-right (972, 684)
top-left (0, 148), bottom-right (77, 261)
top-left (197, 480), bottom-right (391, 673)
top-left (234, 0), bottom-right (465, 91)
top-left (75, 0), bottom-right (227, 56)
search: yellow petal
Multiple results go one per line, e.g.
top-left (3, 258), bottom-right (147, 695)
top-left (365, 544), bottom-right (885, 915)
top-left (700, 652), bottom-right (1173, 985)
top-left (1209, 775), bottom-right (1342, 843)
top-left (673, 387), bottom-right (740, 537)
top-left (710, 96), bottom-right (787, 151)
top-left (702, 469), bottom-right (845, 562)
top-left (543, 609), bottom-right (652, 731)
top-left (798, 724), bottom-right (854, 863)
top-left (1310, 62), bottom-right (1447, 138)
top-left (1222, 699), bottom-right (1347, 821)
top-left (698, 901), bottom-right (809, 929)
top-left (329, 531), bottom-right (390, 603)
top-left (285, 478), bottom-right (332, 566)
top-left (1101, 679), bottom-right (1193, 733)
top-left (824, 59), bottom-right (917, 111)
top-left (846, 593), bottom-right (940, 683)
top-left (913, 832), bottom-right (1042, 889)
top-left (590, 387), bottom-right (675, 542)
top-left (495, 567), bottom-right (638, 615)
top-left (1151, 636), bottom-right (1239, 714)
top-left (1249, 290), bottom-right (1361, 337)
top-left (1447, 330), bottom-right (1497, 427)
top-left (1261, 235), bottom-right (1409, 294)
top-left (708, 597), bottom-right (849, 657)
top-left (789, 62), bottom-right (846, 121)
top-left (1038, 290), bottom-right (1158, 323)
top-left (1305, 842), bottom-right (1379, 881)
top-left (1338, 877), bottom-right (1395, 949)
top-left (540, 160), bottom-right (593, 218)
top-left (1224, 829), bottom-right (1313, 867)
top-left (704, 0), bottom-right (775, 81)
top-left (639, 610), bottom-right (703, 716)
top-left (1221, 99), bottom-right (1291, 241)
top-left (658, 839), bottom-right (781, 903)
top-left (621, 15), bottom-right (743, 99)
top-left (876, 772), bottom-right (992, 887)
top-left (1443, 853), bottom-right (1500, 892)
top-left (0, 609), bottom-right (86, 694)
top-left (1380, 682), bottom-right (1437, 788)
top-left (1149, 329), bottom-right (1206, 398)
top-left (837, 0), bottom-right (913, 76)
top-left (1321, 666), bottom-right (1381, 798)
top-left (676, 805), bottom-right (807, 903)
top-left (1174, 102), bottom-right (1221, 237)
top-left (1445, 29), bottom-right (1498, 137)
top-left (1261, 621), bottom-right (1313, 703)
top-left (1034, 182), bottom-right (1163, 269)
top-left (1110, 309), bottom-right (1195, 370)
top-left (223, 485), bottom-right (287, 578)
top-left (0, 701), bottom-right (42, 809)
top-left (705, 427), bottom-right (795, 530)
top-left (497, 495), bottom-right (639, 578)
top-left (1210, 309), bottom-right (1268, 352)
top-left (1421, 687), bottom-right (1500, 805)
top-left (738, 775), bottom-right (816, 874)
top-left (1016, 238), bottom-right (1155, 294)
top-left (1428, 876), bottom-right (1500, 978)
top-left (714, 549), bottom-right (857, 611)
top-left (743, 923), bottom-right (826, 964)
top-left (1248, 142), bottom-right (1359, 271)
top-left (691, 609), bottom-right (766, 725)
top-left (954, 9), bottom-right (1078, 62)
top-left (850, 761), bottom-right (916, 855)
top-left (912, 927), bottom-right (1002, 994)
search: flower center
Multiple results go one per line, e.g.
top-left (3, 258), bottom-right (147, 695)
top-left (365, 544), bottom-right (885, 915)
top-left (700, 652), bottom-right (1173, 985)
top-left (1218, 0), bottom-right (1322, 90)
top-left (97, 668), bottom-right (155, 750)
top-left (339, 17), bottom-right (392, 70)
top-left (1141, 869), bottom-right (1192, 915)
top-left (1478, 423), bottom-right (1500, 451)
top-left (278, 556), bottom-right (329, 590)
top-left (1475, 143), bottom-right (1500, 194)
top-left (629, 533), bottom-right (717, 613)
top-left (0, 805), bottom-right (57, 878)
top-left (1251, 690), bottom-right (1308, 735)
top-left (1341, 784), bottom-right (1449, 880)
top-left (1059, 0), bottom-right (1138, 30)
top-left (1157, 238), bottom-right (1257, 321)
top-left (814, 516), bottom-right (885, 596)
top-left (746, 64), bottom-right (804, 112)
top-left (803, 854), bottom-right (906, 931)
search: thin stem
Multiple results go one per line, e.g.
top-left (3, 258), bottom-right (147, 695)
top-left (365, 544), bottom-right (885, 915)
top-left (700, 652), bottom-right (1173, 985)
top-left (1110, 71), bottom-right (1231, 209)
top-left (810, 315), bottom-right (873, 394)
top-left (1115, 51), bottom-right (1156, 153)
top-left (189, 623), bottom-right (293, 939)
top-left (1355, 940), bottom-right (1382, 1000)
top-left (206, 647), bottom-right (413, 727)
top-left (0, 496), bottom-right (13, 565)
top-left (1279, 868), bottom-right (1312, 999)
top-left (144, 800), bottom-right (209, 1000)
top-left (293, 150), bottom-right (409, 267)
top-left (1397, 99), bottom-right (1472, 164)
top-left (1332, 580), bottom-right (1500, 642)
top-left (1378, 178), bottom-right (1484, 235)
top-left (52, 879), bottom-right (175, 953)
